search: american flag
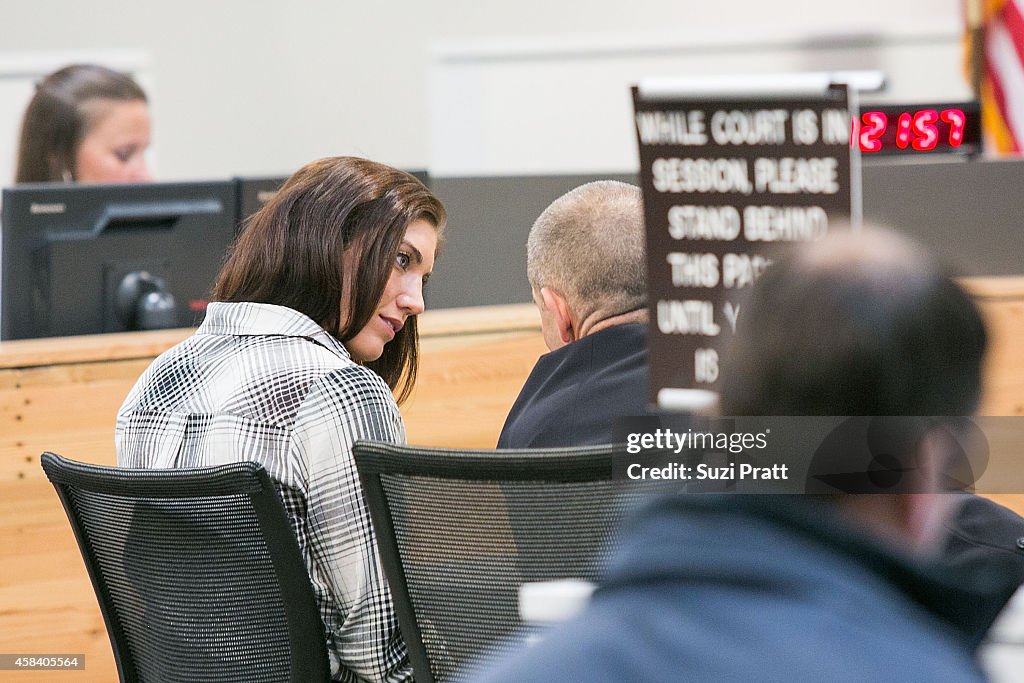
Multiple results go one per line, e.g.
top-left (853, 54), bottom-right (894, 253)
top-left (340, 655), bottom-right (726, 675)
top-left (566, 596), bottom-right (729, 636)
top-left (966, 0), bottom-right (1024, 153)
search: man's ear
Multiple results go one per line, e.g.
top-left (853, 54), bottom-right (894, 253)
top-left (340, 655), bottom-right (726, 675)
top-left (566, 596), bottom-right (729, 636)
top-left (540, 287), bottom-right (576, 344)
top-left (901, 428), bottom-right (959, 550)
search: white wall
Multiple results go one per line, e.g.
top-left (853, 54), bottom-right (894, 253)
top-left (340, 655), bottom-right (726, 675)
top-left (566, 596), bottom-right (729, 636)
top-left (0, 0), bottom-right (967, 181)
top-left (430, 24), bottom-right (969, 175)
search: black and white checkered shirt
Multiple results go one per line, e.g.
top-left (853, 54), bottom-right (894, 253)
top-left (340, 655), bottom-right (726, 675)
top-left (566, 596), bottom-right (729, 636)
top-left (116, 302), bottom-right (412, 682)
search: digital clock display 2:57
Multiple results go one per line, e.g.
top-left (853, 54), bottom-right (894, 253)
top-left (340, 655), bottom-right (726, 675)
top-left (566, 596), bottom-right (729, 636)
top-left (851, 101), bottom-right (981, 155)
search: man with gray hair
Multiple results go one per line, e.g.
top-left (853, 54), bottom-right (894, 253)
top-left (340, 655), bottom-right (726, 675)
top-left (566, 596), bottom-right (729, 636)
top-left (498, 180), bottom-right (649, 448)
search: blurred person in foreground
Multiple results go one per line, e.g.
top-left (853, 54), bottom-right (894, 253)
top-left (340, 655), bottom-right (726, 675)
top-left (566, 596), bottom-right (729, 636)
top-left (475, 227), bottom-right (997, 682)
top-left (16, 63), bottom-right (152, 183)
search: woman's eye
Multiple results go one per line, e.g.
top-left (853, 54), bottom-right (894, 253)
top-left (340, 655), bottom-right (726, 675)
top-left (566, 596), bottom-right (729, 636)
top-left (396, 252), bottom-right (411, 270)
top-left (114, 147), bottom-right (135, 163)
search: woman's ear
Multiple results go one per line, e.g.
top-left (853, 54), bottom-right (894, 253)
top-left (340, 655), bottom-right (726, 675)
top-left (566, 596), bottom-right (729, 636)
top-left (47, 153), bottom-right (71, 182)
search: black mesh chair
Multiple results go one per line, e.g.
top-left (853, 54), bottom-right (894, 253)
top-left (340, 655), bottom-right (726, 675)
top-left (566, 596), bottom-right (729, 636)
top-left (40, 452), bottom-right (330, 683)
top-left (352, 441), bottom-right (665, 683)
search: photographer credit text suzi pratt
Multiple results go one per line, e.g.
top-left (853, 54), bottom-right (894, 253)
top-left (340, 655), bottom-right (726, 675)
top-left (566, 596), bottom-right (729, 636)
top-left (624, 427), bottom-right (789, 482)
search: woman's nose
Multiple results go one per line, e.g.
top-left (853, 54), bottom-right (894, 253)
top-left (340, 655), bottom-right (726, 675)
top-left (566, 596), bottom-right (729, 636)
top-left (397, 279), bottom-right (425, 315)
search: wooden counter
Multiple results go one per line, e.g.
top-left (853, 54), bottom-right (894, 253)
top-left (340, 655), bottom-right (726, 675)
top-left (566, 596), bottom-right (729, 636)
top-left (0, 281), bottom-right (1021, 681)
top-left (965, 278), bottom-right (1024, 418)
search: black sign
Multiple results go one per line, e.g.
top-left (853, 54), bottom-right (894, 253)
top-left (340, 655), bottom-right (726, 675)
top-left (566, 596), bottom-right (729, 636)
top-left (633, 83), bottom-right (855, 406)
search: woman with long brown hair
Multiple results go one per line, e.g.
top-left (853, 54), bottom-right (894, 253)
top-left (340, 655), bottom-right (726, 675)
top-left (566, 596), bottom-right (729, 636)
top-left (116, 156), bottom-right (445, 681)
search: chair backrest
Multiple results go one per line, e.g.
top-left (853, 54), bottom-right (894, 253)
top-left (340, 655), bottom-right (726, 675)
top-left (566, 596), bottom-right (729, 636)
top-left (352, 441), bottom-right (663, 683)
top-left (40, 452), bottom-right (330, 683)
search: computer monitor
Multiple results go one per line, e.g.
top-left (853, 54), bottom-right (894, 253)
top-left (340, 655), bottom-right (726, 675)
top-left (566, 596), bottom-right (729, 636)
top-left (235, 175), bottom-right (288, 231)
top-left (1, 180), bottom-right (237, 340)
top-left (235, 170), bottom-right (431, 227)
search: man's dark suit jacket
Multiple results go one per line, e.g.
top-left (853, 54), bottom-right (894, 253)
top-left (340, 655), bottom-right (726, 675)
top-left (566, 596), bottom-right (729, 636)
top-left (497, 323), bottom-right (648, 448)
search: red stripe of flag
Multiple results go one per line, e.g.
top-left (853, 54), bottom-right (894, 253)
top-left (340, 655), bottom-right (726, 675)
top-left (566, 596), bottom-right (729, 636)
top-left (1002, 0), bottom-right (1024, 65)
top-left (985, 51), bottom-right (1022, 152)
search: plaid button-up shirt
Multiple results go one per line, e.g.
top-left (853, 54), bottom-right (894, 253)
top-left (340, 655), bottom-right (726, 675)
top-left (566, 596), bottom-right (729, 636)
top-left (116, 301), bottom-right (411, 682)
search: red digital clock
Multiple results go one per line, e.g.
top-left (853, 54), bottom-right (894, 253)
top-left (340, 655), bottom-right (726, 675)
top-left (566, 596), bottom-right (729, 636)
top-left (851, 101), bottom-right (982, 156)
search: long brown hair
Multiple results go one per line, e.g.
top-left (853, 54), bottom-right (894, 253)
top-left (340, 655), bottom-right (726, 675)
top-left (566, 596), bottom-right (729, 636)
top-left (16, 64), bottom-right (148, 183)
top-left (213, 156), bottom-right (446, 404)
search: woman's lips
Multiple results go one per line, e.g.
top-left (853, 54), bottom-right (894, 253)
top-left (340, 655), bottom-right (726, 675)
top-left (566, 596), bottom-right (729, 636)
top-left (380, 315), bottom-right (403, 337)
